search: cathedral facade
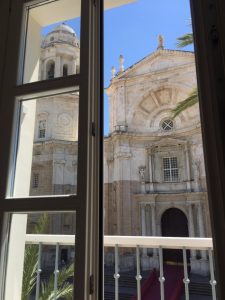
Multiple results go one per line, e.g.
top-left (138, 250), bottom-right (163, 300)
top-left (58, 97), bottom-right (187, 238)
top-left (29, 24), bottom-right (210, 274)
top-left (104, 44), bottom-right (210, 275)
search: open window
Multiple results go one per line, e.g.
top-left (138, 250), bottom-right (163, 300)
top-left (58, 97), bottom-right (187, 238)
top-left (1, 0), bottom-right (225, 299)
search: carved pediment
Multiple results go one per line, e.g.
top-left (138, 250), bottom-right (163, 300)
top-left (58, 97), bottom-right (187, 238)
top-left (118, 50), bottom-right (195, 79)
top-left (147, 137), bottom-right (187, 154)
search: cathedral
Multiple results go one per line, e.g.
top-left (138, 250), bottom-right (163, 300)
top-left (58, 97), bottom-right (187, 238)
top-left (28, 24), bottom-right (210, 275)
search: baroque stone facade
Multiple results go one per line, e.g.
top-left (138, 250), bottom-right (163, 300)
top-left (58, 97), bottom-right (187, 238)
top-left (104, 43), bottom-right (210, 274)
top-left (29, 24), bottom-right (210, 274)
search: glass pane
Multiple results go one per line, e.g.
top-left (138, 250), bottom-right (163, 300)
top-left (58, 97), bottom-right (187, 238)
top-left (12, 90), bottom-right (79, 197)
top-left (4, 212), bottom-right (76, 299)
top-left (22, 0), bottom-right (81, 84)
top-left (104, 0), bottom-right (216, 299)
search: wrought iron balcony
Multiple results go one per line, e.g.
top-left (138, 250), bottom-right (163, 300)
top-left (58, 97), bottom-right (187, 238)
top-left (24, 234), bottom-right (216, 300)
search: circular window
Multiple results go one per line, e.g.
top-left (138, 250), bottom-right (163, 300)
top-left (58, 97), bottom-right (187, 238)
top-left (161, 119), bottom-right (174, 131)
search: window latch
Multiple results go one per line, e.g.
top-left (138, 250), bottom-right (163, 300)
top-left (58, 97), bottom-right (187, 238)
top-left (89, 274), bottom-right (94, 294)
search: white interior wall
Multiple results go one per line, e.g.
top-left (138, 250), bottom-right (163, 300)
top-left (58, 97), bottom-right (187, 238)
top-left (30, 0), bottom-right (135, 26)
top-left (4, 215), bottom-right (27, 300)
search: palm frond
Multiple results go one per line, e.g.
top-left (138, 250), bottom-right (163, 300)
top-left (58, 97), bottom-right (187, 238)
top-left (21, 244), bottom-right (39, 300)
top-left (32, 214), bottom-right (49, 234)
top-left (176, 33), bottom-right (193, 48)
top-left (171, 88), bottom-right (198, 118)
top-left (22, 214), bottom-right (49, 300)
top-left (39, 263), bottom-right (74, 300)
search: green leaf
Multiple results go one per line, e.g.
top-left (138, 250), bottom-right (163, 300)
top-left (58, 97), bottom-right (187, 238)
top-left (39, 263), bottom-right (74, 300)
top-left (176, 33), bottom-right (193, 48)
top-left (171, 88), bottom-right (199, 118)
top-left (22, 214), bottom-right (49, 300)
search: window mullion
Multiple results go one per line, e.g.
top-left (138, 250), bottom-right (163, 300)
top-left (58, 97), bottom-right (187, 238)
top-left (2, 195), bottom-right (80, 212)
top-left (0, 1), bottom-right (11, 89)
top-left (15, 74), bottom-right (80, 100)
top-left (169, 158), bottom-right (172, 182)
top-left (0, 0), bottom-right (24, 201)
top-left (71, 0), bottom-right (97, 298)
top-left (190, 1), bottom-right (225, 297)
top-left (0, 0), bottom-right (100, 299)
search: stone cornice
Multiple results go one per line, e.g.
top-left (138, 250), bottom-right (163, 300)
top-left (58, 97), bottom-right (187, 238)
top-left (104, 124), bottom-right (201, 144)
top-left (34, 139), bottom-right (78, 146)
top-left (133, 191), bottom-right (207, 201)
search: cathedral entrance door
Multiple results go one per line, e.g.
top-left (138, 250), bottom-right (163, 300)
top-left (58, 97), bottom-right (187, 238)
top-left (161, 208), bottom-right (190, 265)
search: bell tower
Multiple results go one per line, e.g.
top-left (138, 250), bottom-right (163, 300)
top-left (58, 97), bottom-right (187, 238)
top-left (39, 23), bottom-right (80, 80)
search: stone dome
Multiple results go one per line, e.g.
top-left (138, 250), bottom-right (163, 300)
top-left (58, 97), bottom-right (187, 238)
top-left (41, 23), bottom-right (80, 49)
top-left (51, 23), bottom-right (76, 35)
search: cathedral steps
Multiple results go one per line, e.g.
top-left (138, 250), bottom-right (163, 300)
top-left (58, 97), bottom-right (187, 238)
top-left (104, 269), bottom-right (148, 300)
top-left (104, 291), bottom-right (134, 300)
top-left (104, 273), bottom-right (139, 289)
top-left (189, 281), bottom-right (212, 296)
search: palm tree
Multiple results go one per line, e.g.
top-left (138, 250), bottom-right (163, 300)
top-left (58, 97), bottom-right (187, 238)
top-left (176, 32), bottom-right (193, 48)
top-left (22, 214), bottom-right (74, 300)
top-left (39, 264), bottom-right (74, 300)
top-left (172, 32), bottom-right (199, 117)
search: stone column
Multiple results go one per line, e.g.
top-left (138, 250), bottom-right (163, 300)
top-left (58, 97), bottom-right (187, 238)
top-left (197, 202), bottom-right (207, 259)
top-left (148, 149), bottom-right (154, 192)
top-left (141, 182), bottom-right (145, 194)
top-left (72, 58), bottom-right (77, 74)
top-left (193, 161), bottom-right (201, 192)
top-left (141, 204), bottom-right (147, 255)
top-left (141, 204), bottom-right (150, 270)
top-left (53, 160), bottom-right (65, 195)
top-left (141, 204), bottom-right (146, 236)
top-left (145, 205), bottom-right (151, 236)
top-left (150, 203), bottom-right (158, 257)
top-left (187, 203), bottom-right (196, 258)
top-left (185, 144), bottom-right (191, 191)
top-left (55, 56), bottom-right (61, 77)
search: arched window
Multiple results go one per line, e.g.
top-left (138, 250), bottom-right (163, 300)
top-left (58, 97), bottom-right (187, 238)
top-left (63, 64), bottom-right (68, 77)
top-left (46, 61), bottom-right (55, 79)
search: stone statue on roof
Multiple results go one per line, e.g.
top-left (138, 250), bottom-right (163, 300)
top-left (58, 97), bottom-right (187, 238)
top-left (157, 34), bottom-right (164, 50)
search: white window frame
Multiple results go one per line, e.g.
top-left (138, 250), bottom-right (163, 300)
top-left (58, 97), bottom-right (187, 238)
top-left (163, 157), bottom-right (179, 182)
top-left (0, 0), bottom-right (103, 299)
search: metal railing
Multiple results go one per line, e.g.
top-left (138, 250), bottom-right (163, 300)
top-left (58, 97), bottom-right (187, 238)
top-left (25, 234), bottom-right (216, 300)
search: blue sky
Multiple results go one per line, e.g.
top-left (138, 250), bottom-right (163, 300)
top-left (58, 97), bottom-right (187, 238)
top-left (42, 0), bottom-right (193, 135)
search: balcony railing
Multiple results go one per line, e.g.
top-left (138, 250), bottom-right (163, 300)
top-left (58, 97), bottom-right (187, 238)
top-left (25, 234), bottom-right (216, 300)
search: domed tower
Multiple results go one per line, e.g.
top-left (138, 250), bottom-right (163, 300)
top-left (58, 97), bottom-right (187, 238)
top-left (29, 25), bottom-right (79, 267)
top-left (39, 23), bottom-right (80, 80)
top-left (31, 24), bottom-right (79, 198)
